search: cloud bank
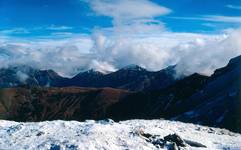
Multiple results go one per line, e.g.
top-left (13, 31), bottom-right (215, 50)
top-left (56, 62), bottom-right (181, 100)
top-left (90, 29), bottom-right (241, 76)
top-left (86, 0), bottom-right (241, 76)
top-left (0, 36), bottom-right (94, 77)
top-left (1, 28), bottom-right (241, 77)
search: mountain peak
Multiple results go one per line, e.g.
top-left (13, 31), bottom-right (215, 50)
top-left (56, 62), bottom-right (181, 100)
top-left (86, 69), bottom-right (104, 74)
top-left (38, 69), bottom-right (62, 79)
top-left (228, 55), bottom-right (241, 66)
top-left (121, 64), bottom-right (146, 71)
top-left (8, 65), bottom-right (35, 73)
top-left (211, 54), bottom-right (241, 78)
top-left (75, 69), bottom-right (104, 77)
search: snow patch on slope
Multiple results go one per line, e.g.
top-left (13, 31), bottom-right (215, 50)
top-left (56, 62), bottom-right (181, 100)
top-left (0, 119), bottom-right (240, 150)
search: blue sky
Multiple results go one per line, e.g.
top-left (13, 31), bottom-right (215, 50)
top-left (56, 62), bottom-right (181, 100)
top-left (1, 0), bottom-right (241, 37)
top-left (0, 0), bottom-right (241, 77)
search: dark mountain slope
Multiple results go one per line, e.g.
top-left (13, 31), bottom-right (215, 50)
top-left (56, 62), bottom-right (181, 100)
top-left (174, 55), bottom-right (241, 132)
top-left (0, 87), bottom-right (130, 121)
top-left (106, 73), bottom-right (209, 120)
top-left (107, 55), bottom-right (241, 133)
top-left (0, 72), bottom-right (208, 122)
top-left (68, 69), bottom-right (105, 87)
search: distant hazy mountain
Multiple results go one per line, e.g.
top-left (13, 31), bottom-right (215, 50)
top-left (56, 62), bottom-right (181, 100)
top-left (0, 65), bottom-right (67, 87)
top-left (0, 64), bottom-right (177, 91)
top-left (68, 65), bottom-right (177, 91)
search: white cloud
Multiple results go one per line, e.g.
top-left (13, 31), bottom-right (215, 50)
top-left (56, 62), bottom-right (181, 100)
top-left (0, 29), bottom-right (241, 77)
top-left (51, 32), bottom-right (74, 37)
top-left (86, 0), bottom-right (170, 34)
top-left (169, 15), bottom-right (241, 23)
top-left (0, 1), bottom-right (241, 78)
top-left (174, 29), bottom-right (241, 76)
top-left (47, 25), bottom-right (73, 30)
top-left (0, 28), bottom-right (30, 35)
top-left (90, 29), bottom-right (241, 76)
top-left (83, 0), bottom-right (241, 76)
top-left (203, 15), bottom-right (241, 23)
top-left (0, 26), bottom-right (74, 36)
top-left (202, 23), bottom-right (217, 28)
top-left (0, 36), bottom-right (94, 77)
top-left (226, 5), bottom-right (241, 10)
top-left (90, 60), bottom-right (117, 73)
top-left (88, 0), bottom-right (171, 22)
top-left (16, 71), bottom-right (29, 83)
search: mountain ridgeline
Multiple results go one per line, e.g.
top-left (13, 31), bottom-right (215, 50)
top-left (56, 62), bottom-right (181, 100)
top-left (0, 55), bottom-right (240, 133)
top-left (0, 65), bottom-right (177, 91)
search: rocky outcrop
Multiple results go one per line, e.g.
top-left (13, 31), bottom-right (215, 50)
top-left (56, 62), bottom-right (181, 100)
top-left (140, 132), bottom-right (206, 149)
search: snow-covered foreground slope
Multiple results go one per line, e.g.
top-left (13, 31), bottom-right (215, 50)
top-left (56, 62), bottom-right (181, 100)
top-left (0, 119), bottom-right (240, 150)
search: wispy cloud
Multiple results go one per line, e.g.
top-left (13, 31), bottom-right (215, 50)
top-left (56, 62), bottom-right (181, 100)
top-left (51, 32), bottom-right (74, 37)
top-left (0, 26), bottom-right (74, 36)
top-left (203, 15), bottom-right (241, 23)
top-left (202, 23), bottom-right (217, 28)
top-left (0, 28), bottom-right (30, 35)
top-left (46, 25), bottom-right (73, 30)
top-left (226, 5), bottom-right (241, 10)
top-left (169, 15), bottom-right (241, 23)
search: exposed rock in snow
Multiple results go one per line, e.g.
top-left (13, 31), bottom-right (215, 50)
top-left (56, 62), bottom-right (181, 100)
top-left (0, 119), bottom-right (240, 150)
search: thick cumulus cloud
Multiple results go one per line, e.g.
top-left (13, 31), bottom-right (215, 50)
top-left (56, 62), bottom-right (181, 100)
top-left (174, 29), bottom-right (241, 76)
top-left (0, 36), bottom-right (95, 77)
top-left (86, 0), bottom-right (241, 76)
top-left (90, 30), bottom-right (241, 76)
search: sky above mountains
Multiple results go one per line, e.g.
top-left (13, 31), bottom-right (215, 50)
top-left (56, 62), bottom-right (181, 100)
top-left (1, 0), bottom-right (241, 36)
top-left (0, 0), bottom-right (241, 76)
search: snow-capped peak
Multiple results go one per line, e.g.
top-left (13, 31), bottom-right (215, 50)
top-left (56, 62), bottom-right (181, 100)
top-left (83, 68), bottom-right (113, 75)
top-left (121, 64), bottom-right (146, 71)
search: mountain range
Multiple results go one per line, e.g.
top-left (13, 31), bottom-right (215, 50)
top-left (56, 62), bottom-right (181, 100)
top-left (0, 64), bottom-right (177, 91)
top-left (0, 55), bottom-right (240, 133)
